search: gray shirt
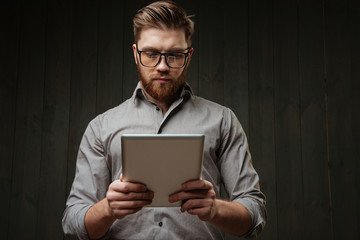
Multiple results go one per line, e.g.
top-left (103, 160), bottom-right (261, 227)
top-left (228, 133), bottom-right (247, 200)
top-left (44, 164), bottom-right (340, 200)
top-left (62, 83), bottom-right (266, 240)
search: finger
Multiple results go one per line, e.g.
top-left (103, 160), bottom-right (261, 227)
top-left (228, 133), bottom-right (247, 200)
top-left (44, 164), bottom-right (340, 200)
top-left (110, 180), bottom-right (148, 193)
top-left (169, 189), bottom-right (215, 203)
top-left (181, 179), bottom-right (213, 191)
top-left (107, 190), bottom-right (154, 201)
top-left (109, 200), bottom-right (152, 210)
top-left (181, 199), bottom-right (216, 221)
top-left (169, 190), bottom-right (204, 202)
top-left (180, 198), bottom-right (213, 212)
top-left (186, 206), bottom-right (216, 221)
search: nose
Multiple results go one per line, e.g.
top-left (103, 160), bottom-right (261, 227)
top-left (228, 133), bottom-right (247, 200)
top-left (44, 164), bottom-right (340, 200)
top-left (156, 55), bottom-right (170, 72)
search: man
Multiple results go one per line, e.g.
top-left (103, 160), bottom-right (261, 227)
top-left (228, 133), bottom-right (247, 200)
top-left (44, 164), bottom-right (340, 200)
top-left (62, 1), bottom-right (266, 239)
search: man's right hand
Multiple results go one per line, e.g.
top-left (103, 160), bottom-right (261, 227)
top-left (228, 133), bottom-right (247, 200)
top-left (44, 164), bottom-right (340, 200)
top-left (85, 175), bottom-right (153, 239)
top-left (106, 174), bottom-right (154, 219)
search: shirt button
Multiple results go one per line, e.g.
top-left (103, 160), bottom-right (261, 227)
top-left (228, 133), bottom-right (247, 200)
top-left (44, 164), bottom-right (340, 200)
top-left (156, 106), bottom-right (160, 111)
top-left (158, 222), bottom-right (163, 227)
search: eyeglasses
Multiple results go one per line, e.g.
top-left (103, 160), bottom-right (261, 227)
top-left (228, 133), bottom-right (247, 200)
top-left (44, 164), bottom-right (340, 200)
top-left (136, 47), bottom-right (191, 69)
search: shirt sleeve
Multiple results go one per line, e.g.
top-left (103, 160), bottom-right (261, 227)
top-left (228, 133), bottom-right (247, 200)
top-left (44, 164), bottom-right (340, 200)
top-left (62, 116), bottom-right (111, 240)
top-left (218, 108), bottom-right (267, 239)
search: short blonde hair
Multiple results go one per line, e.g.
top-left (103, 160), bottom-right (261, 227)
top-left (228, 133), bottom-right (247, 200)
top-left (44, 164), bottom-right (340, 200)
top-left (133, 1), bottom-right (194, 47)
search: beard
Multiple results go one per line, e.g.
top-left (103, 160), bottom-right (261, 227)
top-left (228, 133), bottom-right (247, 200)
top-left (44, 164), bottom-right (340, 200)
top-left (137, 65), bottom-right (188, 104)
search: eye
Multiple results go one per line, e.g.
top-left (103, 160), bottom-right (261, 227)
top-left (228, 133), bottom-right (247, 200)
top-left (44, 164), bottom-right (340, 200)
top-left (145, 52), bottom-right (159, 59)
top-left (167, 53), bottom-right (183, 61)
top-left (169, 53), bottom-right (181, 58)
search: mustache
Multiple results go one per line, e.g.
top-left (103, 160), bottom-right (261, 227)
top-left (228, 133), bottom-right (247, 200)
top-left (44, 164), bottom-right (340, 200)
top-left (152, 72), bottom-right (170, 78)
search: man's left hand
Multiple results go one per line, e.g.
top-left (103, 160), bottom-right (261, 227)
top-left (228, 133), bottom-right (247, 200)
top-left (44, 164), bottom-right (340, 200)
top-left (168, 179), bottom-right (217, 221)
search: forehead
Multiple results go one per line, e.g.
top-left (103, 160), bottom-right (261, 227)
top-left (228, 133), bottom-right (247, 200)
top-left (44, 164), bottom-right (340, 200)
top-left (137, 28), bottom-right (187, 50)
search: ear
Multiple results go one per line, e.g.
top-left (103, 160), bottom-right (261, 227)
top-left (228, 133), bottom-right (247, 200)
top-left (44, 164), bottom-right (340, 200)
top-left (132, 44), bottom-right (138, 64)
top-left (188, 48), bottom-right (194, 57)
top-left (187, 48), bottom-right (194, 63)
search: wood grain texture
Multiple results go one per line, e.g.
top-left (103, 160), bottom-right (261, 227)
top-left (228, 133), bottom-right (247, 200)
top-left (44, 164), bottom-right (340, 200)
top-left (248, 0), bottom-right (277, 239)
top-left (66, 0), bottom-right (98, 195)
top-left (7, 1), bottom-right (46, 238)
top-left (224, 0), bottom-right (249, 134)
top-left (325, 0), bottom-right (360, 239)
top-left (198, 1), bottom-right (224, 104)
top-left (0, 2), bottom-right (20, 240)
top-left (273, 0), bottom-right (304, 239)
top-left (36, 0), bottom-right (72, 239)
top-left (97, 0), bottom-right (124, 114)
top-left (298, 0), bottom-right (332, 238)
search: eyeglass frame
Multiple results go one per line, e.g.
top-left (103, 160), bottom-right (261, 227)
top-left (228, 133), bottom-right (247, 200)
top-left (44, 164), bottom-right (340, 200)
top-left (136, 45), bottom-right (191, 69)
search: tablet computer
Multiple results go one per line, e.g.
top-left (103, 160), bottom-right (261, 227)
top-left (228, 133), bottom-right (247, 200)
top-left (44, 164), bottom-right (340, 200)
top-left (121, 134), bottom-right (204, 207)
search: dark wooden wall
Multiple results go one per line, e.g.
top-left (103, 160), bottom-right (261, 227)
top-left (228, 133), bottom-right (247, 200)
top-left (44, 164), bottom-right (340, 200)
top-left (1, 0), bottom-right (359, 239)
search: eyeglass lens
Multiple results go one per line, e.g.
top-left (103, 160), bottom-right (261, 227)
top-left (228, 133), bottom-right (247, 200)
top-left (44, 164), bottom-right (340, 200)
top-left (140, 52), bottom-right (186, 68)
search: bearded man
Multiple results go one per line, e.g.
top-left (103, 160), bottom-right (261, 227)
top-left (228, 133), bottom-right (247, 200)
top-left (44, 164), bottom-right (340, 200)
top-left (62, 1), bottom-right (266, 239)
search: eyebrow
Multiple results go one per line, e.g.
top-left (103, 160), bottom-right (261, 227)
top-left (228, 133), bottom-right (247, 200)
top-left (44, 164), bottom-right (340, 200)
top-left (139, 46), bottom-right (188, 52)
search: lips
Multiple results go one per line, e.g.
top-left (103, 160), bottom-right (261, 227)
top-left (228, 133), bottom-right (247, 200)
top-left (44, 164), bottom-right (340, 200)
top-left (153, 78), bottom-right (171, 84)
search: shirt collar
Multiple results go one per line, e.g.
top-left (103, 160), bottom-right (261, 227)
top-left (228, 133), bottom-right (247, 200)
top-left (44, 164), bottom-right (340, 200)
top-left (132, 81), bottom-right (194, 104)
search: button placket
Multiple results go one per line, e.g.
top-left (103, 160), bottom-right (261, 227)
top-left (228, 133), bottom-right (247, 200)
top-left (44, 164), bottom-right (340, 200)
top-left (152, 104), bottom-right (162, 133)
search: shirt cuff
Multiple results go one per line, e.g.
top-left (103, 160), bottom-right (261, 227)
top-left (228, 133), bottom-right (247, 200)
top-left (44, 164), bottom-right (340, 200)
top-left (63, 204), bottom-right (91, 240)
top-left (235, 198), bottom-right (266, 239)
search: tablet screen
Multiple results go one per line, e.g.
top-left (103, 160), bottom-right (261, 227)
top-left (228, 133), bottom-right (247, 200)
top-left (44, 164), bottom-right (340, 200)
top-left (121, 134), bottom-right (204, 207)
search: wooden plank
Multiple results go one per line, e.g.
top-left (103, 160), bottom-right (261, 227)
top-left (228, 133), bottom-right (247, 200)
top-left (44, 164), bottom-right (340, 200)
top-left (97, 0), bottom-right (124, 114)
top-left (7, 0), bottom-right (46, 238)
top-left (35, 0), bottom-right (72, 239)
top-left (0, 2), bottom-right (20, 239)
top-left (273, 0), bottom-right (304, 239)
top-left (224, 0), bottom-right (249, 134)
top-left (223, 1), bottom-right (249, 238)
top-left (325, 0), bottom-right (360, 238)
top-left (66, 0), bottom-right (98, 194)
top-left (349, 0), bottom-right (360, 237)
top-left (298, 0), bottom-right (332, 238)
top-left (198, 0), bottom-right (224, 105)
top-left (248, 0), bottom-right (277, 239)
